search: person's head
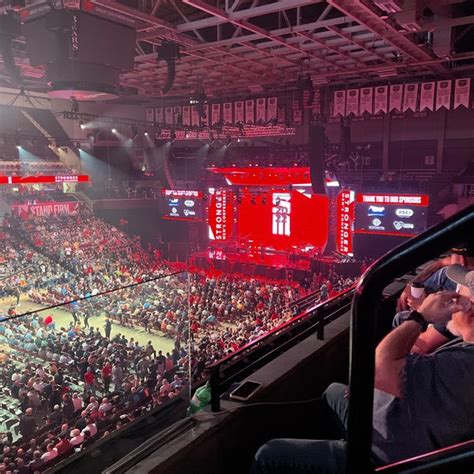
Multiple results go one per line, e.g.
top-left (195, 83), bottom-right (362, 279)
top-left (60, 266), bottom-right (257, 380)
top-left (25, 408), bottom-right (33, 416)
top-left (447, 265), bottom-right (474, 338)
top-left (33, 450), bottom-right (41, 460)
top-left (54, 404), bottom-right (60, 411)
top-left (46, 443), bottom-right (54, 452)
top-left (71, 429), bottom-right (80, 438)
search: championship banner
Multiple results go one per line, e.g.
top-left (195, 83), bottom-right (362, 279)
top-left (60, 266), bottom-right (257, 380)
top-left (346, 89), bottom-right (359, 116)
top-left (245, 99), bottom-right (255, 124)
top-left (402, 83), bottom-right (418, 112)
top-left (234, 101), bottom-right (244, 123)
top-left (11, 201), bottom-right (81, 218)
top-left (165, 107), bottom-right (173, 124)
top-left (208, 190), bottom-right (233, 241)
top-left (182, 106), bottom-right (191, 126)
top-left (333, 90), bottom-right (346, 116)
top-left (389, 84), bottom-right (403, 112)
top-left (155, 107), bottom-right (164, 124)
top-left (173, 106), bottom-right (181, 124)
top-left (336, 189), bottom-right (354, 257)
top-left (201, 104), bottom-right (209, 126)
top-left (419, 82), bottom-right (435, 111)
top-left (277, 105), bottom-right (286, 123)
top-left (292, 100), bottom-right (302, 125)
top-left (454, 78), bottom-right (471, 109)
top-left (256, 98), bottom-right (266, 123)
top-left (223, 103), bottom-right (233, 124)
top-left (359, 87), bottom-right (373, 115)
top-left (211, 103), bottom-right (221, 125)
top-left (267, 97), bottom-right (278, 121)
top-left (191, 106), bottom-right (200, 126)
top-left (145, 107), bottom-right (154, 123)
top-left (374, 86), bottom-right (388, 114)
top-left (436, 80), bottom-right (452, 110)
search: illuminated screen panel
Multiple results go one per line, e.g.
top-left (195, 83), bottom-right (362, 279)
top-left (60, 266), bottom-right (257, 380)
top-left (236, 190), bottom-right (329, 250)
top-left (161, 190), bottom-right (203, 222)
top-left (354, 193), bottom-right (429, 237)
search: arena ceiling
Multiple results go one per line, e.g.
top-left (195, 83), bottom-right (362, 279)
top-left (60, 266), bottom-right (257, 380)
top-left (4, 0), bottom-right (474, 102)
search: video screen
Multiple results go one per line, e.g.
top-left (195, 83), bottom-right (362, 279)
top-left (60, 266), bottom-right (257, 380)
top-left (161, 190), bottom-right (202, 222)
top-left (354, 194), bottom-right (429, 236)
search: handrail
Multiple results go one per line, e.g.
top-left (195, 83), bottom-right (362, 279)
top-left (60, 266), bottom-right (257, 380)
top-left (208, 286), bottom-right (355, 411)
top-left (346, 204), bottom-right (474, 473)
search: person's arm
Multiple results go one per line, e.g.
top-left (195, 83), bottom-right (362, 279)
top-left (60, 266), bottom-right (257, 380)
top-left (375, 292), bottom-right (463, 397)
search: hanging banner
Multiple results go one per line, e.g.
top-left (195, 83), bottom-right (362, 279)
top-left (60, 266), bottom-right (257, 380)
top-left (145, 108), bottom-right (154, 123)
top-left (389, 84), bottom-right (403, 112)
top-left (292, 100), bottom-right (302, 125)
top-left (223, 102), bottom-right (233, 124)
top-left (333, 90), bottom-right (346, 116)
top-left (336, 190), bottom-right (354, 257)
top-left (267, 97), bottom-right (278, 121)
top-left (312, 88), bottom-right (321, 116)
top-left (359, 87), bottom-right (373, 115)
top-left (436, 80), bottom-right (452, 110)
top-left (191, 105), bottom-right (200, 126)
top-left (419, 82), bottom-right (435, 111)
top-left (277, 105), bottom-right (286, 123)
top-left (245, 99), bottom-right (255, 124)
top-left (234, 101), bottom-right (244, 123)
top-left (402, 83), bottom-right (418, 112)
top-left (374, 86), bottom-right (388, 114)
top-left (208, 189), bottom-right (233, 241)
top-left (346, 89), bottom-right (359, 116)
top-left (182, 105), bottom-right (191, 126)
top-left (165, 107), bottom-right (173, 124)
top-left (256, 98), bottom-right (266, 123)
top-left (211, 103), bottom-right (221, 125)
top-left (201, 104), bottom-right (209, 126)
top-left (173, 106), bottom-right (181, 124)
top-left (154, 107), bottom-right (163, 124)
top-left (12, 201), bottom-right (81, 218)
top-left (454, 78), bottom-right (470, 109)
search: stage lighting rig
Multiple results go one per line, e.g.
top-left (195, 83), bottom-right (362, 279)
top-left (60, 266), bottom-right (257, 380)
top-left (189, 88), bottom-right (208, 119)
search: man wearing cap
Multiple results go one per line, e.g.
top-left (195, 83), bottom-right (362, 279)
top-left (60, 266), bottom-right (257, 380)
top-left (251, 271), bottom-right (474, 473)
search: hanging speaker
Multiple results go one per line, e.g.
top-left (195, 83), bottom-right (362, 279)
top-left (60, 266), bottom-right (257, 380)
top-left (309, 125), bottom-right (326, 194)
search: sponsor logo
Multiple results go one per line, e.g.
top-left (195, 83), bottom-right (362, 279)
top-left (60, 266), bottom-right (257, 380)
top-left (372, 218), bottom-right (382, 227)
top-left (168, 198), bottom-right (179, 205)
top-left (368, 205), bottom-right (385, 216)
top-left (170, 207), bottom-right (178, 215)
top-left (184, 200), bottom-right (195, 208)
top-left (369, 217), bottom-right (385, 231)
top-left (183, 209), bottom-right (196, 217)
top-left (393, 221), bottom-right (414, 231)
top-left (395, 208), bottom-right (414, 218)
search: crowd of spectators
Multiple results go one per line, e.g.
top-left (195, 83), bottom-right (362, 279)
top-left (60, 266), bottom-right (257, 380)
top-left (0, 188), bottom-right (77, 206)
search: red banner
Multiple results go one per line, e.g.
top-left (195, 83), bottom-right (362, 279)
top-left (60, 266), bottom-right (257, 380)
top-left (208, 190), bottom-right (233, 241)
top-left (11, 201), bottom-right (81, 218)
top-left (356, 193), bottom-right (429, 206)
top-left (336, 190), bottom-right (354, 256)
top-left (0, 175), bottom-right (89, 185)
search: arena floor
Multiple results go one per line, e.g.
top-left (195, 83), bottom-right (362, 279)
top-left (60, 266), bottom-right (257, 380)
top-left (1, 296), bottom-right (175, 355)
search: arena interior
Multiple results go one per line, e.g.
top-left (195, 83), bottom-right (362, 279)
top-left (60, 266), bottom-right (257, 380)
top-left (0, 0), bottom-right (473, 473)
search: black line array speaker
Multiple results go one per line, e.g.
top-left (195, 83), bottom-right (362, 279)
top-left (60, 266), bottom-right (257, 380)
top-left (309, 124), bottom-right (326, 194)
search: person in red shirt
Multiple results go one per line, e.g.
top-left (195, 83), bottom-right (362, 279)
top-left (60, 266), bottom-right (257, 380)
top-left (55, 434), bottom-right (72, 455)
top-left (84, 368), bottom-right (96, 395)
top-left (101, 362), bottom-right (112, 393)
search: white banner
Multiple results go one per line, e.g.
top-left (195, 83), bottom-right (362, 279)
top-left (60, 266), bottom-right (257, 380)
top-left (359, 87), bottom-right (373, 115)
top-left (234, 101), bottom-right (244, 123)
top-left (374, 86), bottom-right (388, 114)
top-left (277, 105), bottom-right (285, 123)
top-left (402, 83), bottom-right (418, 112)
top-left (389, 84), bottom-right (403, 112)
top-left (223, 102), bottom-right (233, 124)
top-left (256, 98), bottom-right (266, 123)
top-left (165, 107), bottom-right (173, 124)
top-left (191, 106), bottom-right (200, 126)
top-left (333, 90), bottom-right (346, 116)
top-left (292, 100), bottom-right (302, 125)
top-left (182, 105), bottom-right (191, 126)
top-left (420, 82), bottom-right (435, 111)
top-left (245, 99), bottom-right (255, 124)
top-left (173, 106), bottom-right (181, 124)
top-left (211, 103), bottom-right (221, 125)
top-left (154, 107), bottom-right (164, 124)
top-left (346, 89), bottom-right (359, 115)
top-left (145, 107), bottom-right (154, 123)
top-left (454, 78), bottom-right (471, 109)
top-left (436, 80), bottom-right (452, 110)
top-left (201, 104), bottom-right (209, 126)
top-left (267, 97), bottom-right (278, 121)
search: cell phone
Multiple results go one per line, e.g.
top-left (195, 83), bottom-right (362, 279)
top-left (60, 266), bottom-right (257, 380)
top-left (229, 380), bottom-right (262, 401)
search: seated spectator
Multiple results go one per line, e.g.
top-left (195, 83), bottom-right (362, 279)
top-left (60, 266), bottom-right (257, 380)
top-left (70, 429), bottom-right (84, 447)
top-left (55, 434), bottom-right (73, 455)
top-left (40, 443), bottom-right (58, 462)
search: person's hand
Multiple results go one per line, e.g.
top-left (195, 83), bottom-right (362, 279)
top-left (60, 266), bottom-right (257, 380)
top-left (417, 291), bottom-right (465, 325)
top-left (407, 292), bottom-right (426, 310)
top-left (397, 287), bottom-right (411, 311)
